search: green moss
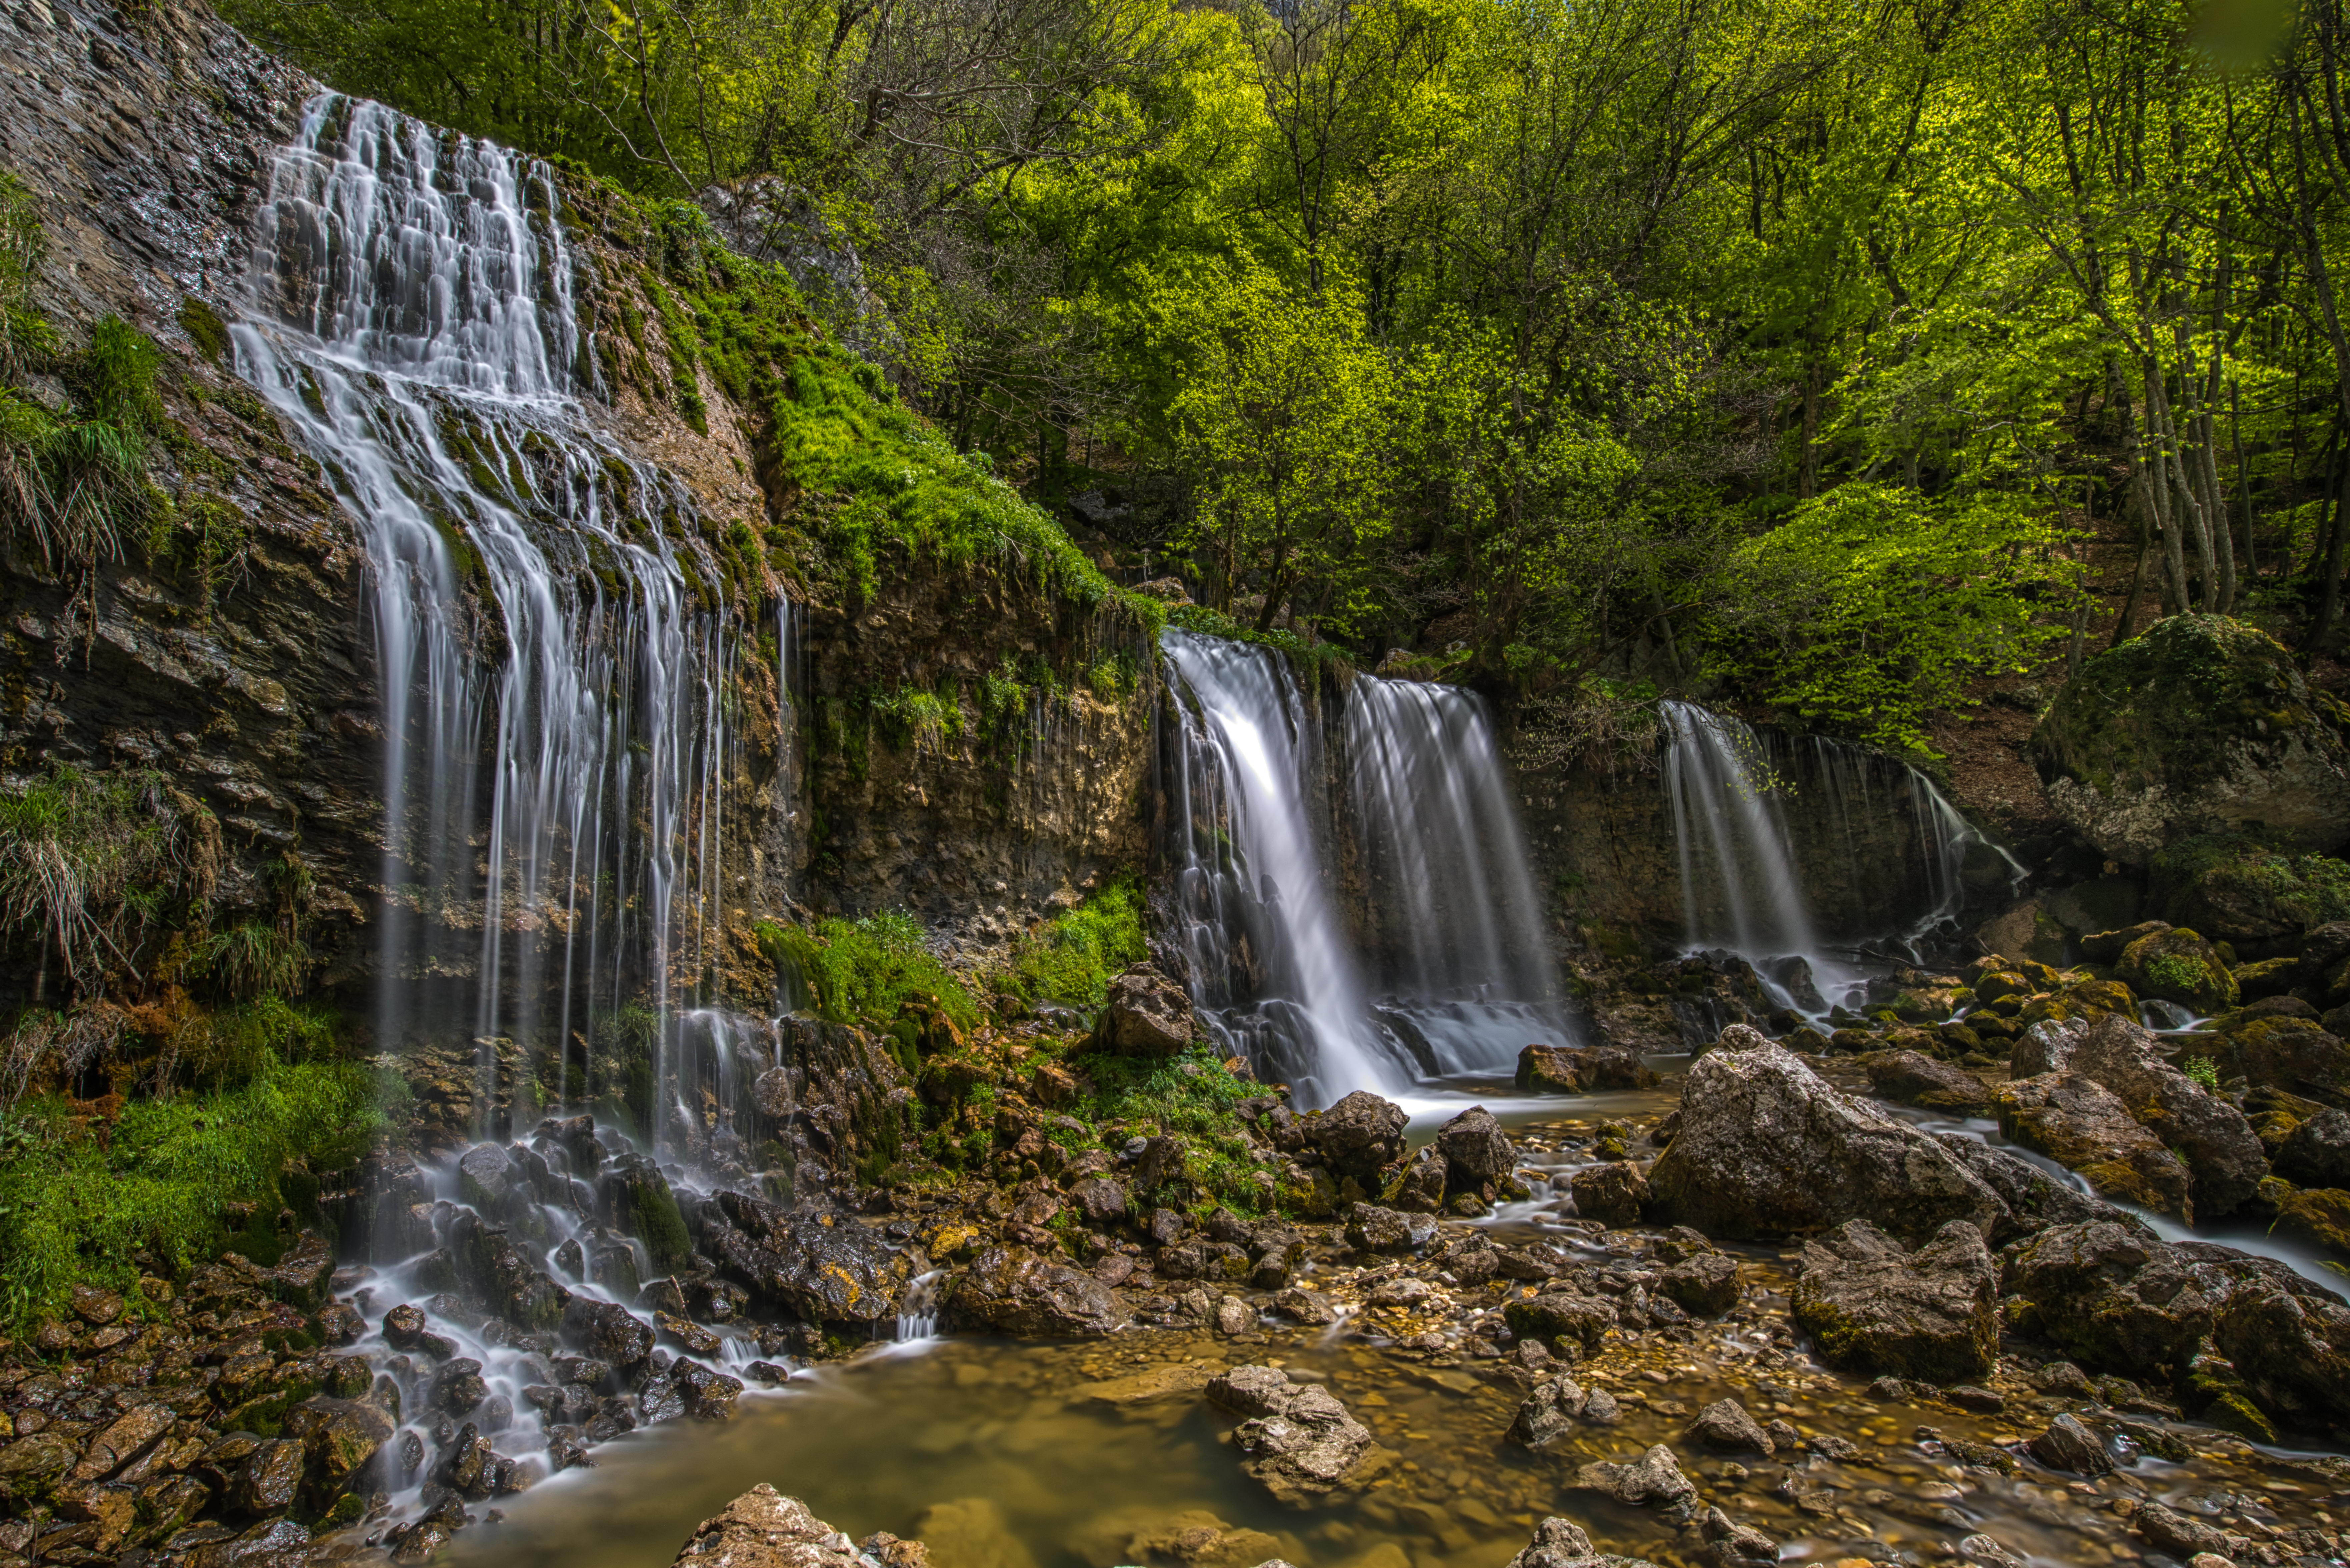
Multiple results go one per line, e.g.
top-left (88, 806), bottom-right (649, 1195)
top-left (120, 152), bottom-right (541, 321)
top-left (2152, 832), bottom-right (2350, 938)
top-left (1000, 876), bottom-right (1147, 1011)
top-left (176, 298), bottom-right (231, 365)
top-left (758, 911), bottom-right (978, 1032)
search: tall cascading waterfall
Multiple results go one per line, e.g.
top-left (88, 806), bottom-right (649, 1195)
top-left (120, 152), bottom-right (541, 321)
top-left (1344, 677), bottom-right (1573, 1076)
top-left (232, 94), bottom-right (782, 1153)
top-left (1659, 700), bottom-right (2021, 1011)
top-left (1162, 631), bottom-right (1571, 1103)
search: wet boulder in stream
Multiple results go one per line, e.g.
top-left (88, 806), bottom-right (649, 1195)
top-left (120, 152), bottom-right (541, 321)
top-left (560, 1297), bottom-right (656, 1371)
top-left (1504, 1516), bottom-right (1661, 1568)
top-left (1995, 1071), bottom-right (2194, 1219)
top-left (1645, 1027), bottom-right (2007, 1243)
top-left (2023, 1014), bottom-right (2268, 1216)
top-left (704, 1190), bottom-right (911, 1328)
top-left (948, 1246), bottom-right (1130, 1336)
top-left (1204, 1365), bottom-right (1392, 1505)
top-left (1303, 1091), bottom-right (1408, 1179)
top-left (1863, 1051), bottom-right (1994, 1116)
top-left (663, 1484), bottom-right (872, 1568)
top-left (1790, 1218), bottom-right (1999, 1382)
top-left (1516, 1043), bottom-right (1660, 1094)
top-left (1434, 1106), bottom-right (1515, 1184)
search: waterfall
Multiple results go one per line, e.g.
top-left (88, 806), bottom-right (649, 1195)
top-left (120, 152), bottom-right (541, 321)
top-left (1659, 700), bottom-right (2023, 1010)
top-left (1162, 632), bottom-right (1572, 1103)
top-left (1162, 631), bottom-right (1382, 1104)
top-left (231, 94), bottom-right (769, 1150)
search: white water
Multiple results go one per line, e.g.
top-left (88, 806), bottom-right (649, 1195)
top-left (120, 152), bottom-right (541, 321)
top-left (1162, 633), bottom-right (1574, 1104)
top-left (233, 95), bottom-right (773, 1150)
top-left (1659, 700), bottom-right (2022, 1015)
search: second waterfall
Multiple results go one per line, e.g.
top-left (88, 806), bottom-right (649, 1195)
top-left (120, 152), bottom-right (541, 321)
top-left (1161, 631), bottom-right (1573, 1105)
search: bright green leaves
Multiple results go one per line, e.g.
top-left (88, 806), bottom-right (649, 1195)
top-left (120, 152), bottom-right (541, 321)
top-left (1701, 482), bottom-right (2087, 756)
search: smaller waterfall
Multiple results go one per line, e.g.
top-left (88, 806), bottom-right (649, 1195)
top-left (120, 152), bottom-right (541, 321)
top-left (1659, 700), bottom-right (2024, 1011)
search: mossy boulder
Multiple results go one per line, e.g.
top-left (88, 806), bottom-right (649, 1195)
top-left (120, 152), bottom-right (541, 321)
top-left (2261, 1176), bottom-right (2350, 1261)
top-left (2031, 615), bottom-right (2350, 863)
top-left (2150, 833), bottom-right (2350, 945)
top-left (2114, 927), bottom-right (2238, 1015)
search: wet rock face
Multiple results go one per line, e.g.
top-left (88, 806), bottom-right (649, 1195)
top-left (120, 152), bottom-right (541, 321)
top-left (2031, 613), bottom-right (2350, 862)
top-left (1645, 1031), bottom-right (2006, 1244)
top-left (664, 1485), bottom-right (872, 1568)
top-left (1790, 1219), bottom-right (1998, 1383)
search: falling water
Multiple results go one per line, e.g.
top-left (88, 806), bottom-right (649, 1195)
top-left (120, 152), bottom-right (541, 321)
top-left (232, 94), bottom-right (769, 1149)
top-left (1163, 634), bottom-right (1572, 1101)
top-left (1161, 631), bottom-right (1385, 1103)
top-left (1659, 700), bottom-right (2023, 1011)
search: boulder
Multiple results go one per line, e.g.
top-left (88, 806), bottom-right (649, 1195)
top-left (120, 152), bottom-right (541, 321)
top-left (560, 1297), bottom-right (656, 1370)
top-left (1087, 967), bottom-right (1196, 1058)
top-left (2029, 614), bottom-right (2350, 862)
top-left (2210, 1013), bottom-right (2350, 1104)
top-left (663, 1485), bottom-right (870, 1568)
top-left (1659, 1253), bottom-right (1740, 1316)
top-left (2277, 1109), bottom-right (2350, 1188)
top-left (1567, 1162), bottom-right (1647, 1227)
top-left (2151, 833), bottom-right (2350, 945)
top-left (1303, 1091), bottom-right (1407, 1178)
top-left (1506, 1378), bottom-right (1592, 1447)
top-left (1994, 1073), bottom-right (2193, 1218)
top-left (2115, 926), bottom-right (2239, 1015)
top-left (603, 1155), bottom-right (693, 1275)
top-left (1790, 1219), bottom-right (1998, 1383)
top-left (1571, 1444), bottom-right (1695, 1518)
top-left (947, 1246), bottom-right (1130, 1337)
top-left (707, 1191), bottom-right (912, 1326)
top-left (1998, 1222), bottom-right (2220, 1376)
top-left (1345, 1203), bottom-right (1434, 1253)
top-left (1206, 1366), bottom-right (1388, 1505)
top-left (2027, 1413), bottom-right (2113, 1476)
top-left (1645, 1033), bottom-right (2006, 1244)
top-left (1864, 1051), bottom-right (1994, 1115)
top-left (1516, 1043), bottom-right (1659, 1093)
top-left (2210, 1273), bottom-right (2350, 1431)
top-left (1434, 1106), bottom-right (1514, 1182)
top-left (1684, 1397), bottom-right (1774, 1453)
top-left (1503, 1292), bottom-right (1618, 1357)
top-left (2060, 1013), bottom-right (2267, 1216)
top-left (2135, 1502), bottom-right (2238, 1561)
top-left (1504, 1517), bottom-right (1661, 1568)
top-left (281, 1397), bottom-right (394, 1507)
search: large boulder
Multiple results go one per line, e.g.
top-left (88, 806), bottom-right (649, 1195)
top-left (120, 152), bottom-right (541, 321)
top-left (1790, 1219), bottom-right (1998, 1382)
top-left (560, 1298), bottom-right (656, 1370)
top-left (1994, 1072), bottom-right (2193, 1218)
top-left (2210, 1273), bottom-right (2350, 1431)
top-left (946, 1246), bottom-right (1130, 1337)
top-left (2277, 1108), bottom-right (2350, 1188)
top-left (2150, 833), bottom-right (2350, 946)
top-left (663, 1485), bottom-right (869, 1568)
top-left (1433, 1106), bottom-right (1514, 1182)
top-left (1998, 1221), bottom-right (2220, 1377)
top-left (2029, 614), bottom-right (2350, 863)
top-left (1087, 967), bottom-right (1196, 1058)
top-left (1645, 1028), bottom-right (2005, 1244)
top-left (1504, 1517), bottom-right (1660, 1568)
top-left (2208, 1012), bottom-right (2350, 1104)
top-left (2056, 1014), bottom-right (2267, 1216)
top-left (1301, 1090), bottom-right (1407, 1178)
top-left (2114, 926), bottom-right (2239, 1015)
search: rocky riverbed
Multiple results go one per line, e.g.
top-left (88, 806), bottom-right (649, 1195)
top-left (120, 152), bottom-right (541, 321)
top-left (8, 931), bottom-right (2350, 1568)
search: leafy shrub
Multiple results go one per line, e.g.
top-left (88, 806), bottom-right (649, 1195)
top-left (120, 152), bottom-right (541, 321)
top-left (2182, 1056), bottom-right (2220, 1092)
top-left (1057, 1051), bottom-right (1268, 1214)
top-left (1001, 877), bottom-right (1147, 1011)
top-left (759, 912), bottom-right (978, 1031)
top-left (0, 1053), bottom-right (380, 1330)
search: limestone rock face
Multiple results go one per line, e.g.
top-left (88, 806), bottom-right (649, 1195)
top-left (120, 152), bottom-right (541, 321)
top-left (1646, 1037), bottom-right (2006, 1244)
top-left (665, 1485), bottom-right (869, 1568)
top-left (2031, 614), bottom-right (2350, 863)
top-left (1790, 1219), bottom-right (1998, 1383)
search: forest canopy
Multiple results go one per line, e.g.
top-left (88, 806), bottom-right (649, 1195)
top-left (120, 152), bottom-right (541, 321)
top-left (223, 0), bottom-right (2350, 754)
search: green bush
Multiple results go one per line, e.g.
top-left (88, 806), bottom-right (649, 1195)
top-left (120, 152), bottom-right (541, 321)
top-left (0, 1053), bottom-right (380, 1330)
top-left (0, 763), bottom-right (193, 993)
top-left (1056, 1051), bottom-right (1269, 1214)
top-left (758, 911), bottom-right (978, 1032)
top-left (1001, 877), bottom-right (1147, 1011)
top-left (2183, 1056), bottom-right (2221, 1092)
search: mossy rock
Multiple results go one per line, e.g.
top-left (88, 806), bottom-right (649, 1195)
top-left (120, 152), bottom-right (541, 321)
top-left (2031, 614), bottom-right (2350, 863)
top-left (2260, 1176), bottom-right (2350, 1261)
top-left (2114, 927), bottom-right (2238, 1015)
top-left (2235, 955), bottom-right (2303, 1002)
top-left (2150, 832), bottom-right (2350, 944)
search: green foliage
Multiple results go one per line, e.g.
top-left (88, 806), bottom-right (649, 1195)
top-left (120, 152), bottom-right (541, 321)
top-left (1700, 484), bottom-right (2084, 755)
top-left (1001, 876), bottom-right (1148, 1010)
top-left (1059, 1050), bottom-right (1268, 1213)
top-left (2151, 834), bottom-right (2350, 937)
top-left (194, 921), bottom-right (314, 1000)
top-left (0, 172), bottom-right (45, 378)
top-left (758, 911), bottom-right (979, 1031)
top-left (0, 764), bottom-right (192, 993)
top-left (0, 1053), bottom-right (379, 1330)
top-left (870, 684), bottom-right (962, 755)
top-left (2182, 1056), bottom-right (2221, 1092)
top-left (166, 995), bottom-right (338, 1091)
top-left (145, 494), bottom-right (252, 615)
